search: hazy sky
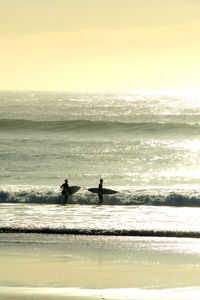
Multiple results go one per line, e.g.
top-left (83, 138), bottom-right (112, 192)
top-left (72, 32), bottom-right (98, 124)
top-left (1, 0), bottom-right (200, 90)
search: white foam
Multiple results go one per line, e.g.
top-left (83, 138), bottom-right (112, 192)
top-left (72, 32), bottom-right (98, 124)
top-left (0, 286), bottom-right (200, 299)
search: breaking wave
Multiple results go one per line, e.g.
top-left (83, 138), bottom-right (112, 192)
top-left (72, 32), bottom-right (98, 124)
top-left (1, 185), bottom-right (200, 207)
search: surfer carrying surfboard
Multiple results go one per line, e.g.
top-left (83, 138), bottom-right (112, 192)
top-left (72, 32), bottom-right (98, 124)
top-left (98, 179), bottom-right (103, 204)
top-left (88, 181), bottom-right (118, 204)
top-left (60, 179), bottom-right (71, 204)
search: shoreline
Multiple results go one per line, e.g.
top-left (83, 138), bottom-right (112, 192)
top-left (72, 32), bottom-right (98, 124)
top-left (1, 227), bottom-right (200, 238)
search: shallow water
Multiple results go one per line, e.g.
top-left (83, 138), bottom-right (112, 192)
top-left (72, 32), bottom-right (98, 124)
top-left (0, 203), bottom-right (200, 237)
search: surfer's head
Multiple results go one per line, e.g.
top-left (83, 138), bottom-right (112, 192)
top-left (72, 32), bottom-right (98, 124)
top-left (65, 179), bottom-right (68, 183)
top-left (100, 179), bottom-right (103, 183)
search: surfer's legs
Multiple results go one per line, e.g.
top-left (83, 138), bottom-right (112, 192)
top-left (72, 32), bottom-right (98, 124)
top-left (63, 194), bottom-right (68, 205)
top-left (98, 194), bottom-right (103, 204)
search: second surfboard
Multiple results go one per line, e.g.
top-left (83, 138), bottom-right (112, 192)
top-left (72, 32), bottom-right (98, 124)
top-left (88, 188), bottom-right (118, 195)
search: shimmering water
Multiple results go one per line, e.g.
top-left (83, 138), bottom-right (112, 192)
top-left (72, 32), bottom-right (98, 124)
top-left (1, 90), bottom-right (200, 235)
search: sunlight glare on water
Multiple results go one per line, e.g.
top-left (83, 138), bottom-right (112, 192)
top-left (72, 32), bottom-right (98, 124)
top-left (1, 204), bottom-right (200, 234)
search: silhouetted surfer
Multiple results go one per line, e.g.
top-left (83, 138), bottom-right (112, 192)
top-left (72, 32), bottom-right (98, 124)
top-left (98, 179), bottom-right (103, 204)
top-left (60, 179), bottom-right (71, 204)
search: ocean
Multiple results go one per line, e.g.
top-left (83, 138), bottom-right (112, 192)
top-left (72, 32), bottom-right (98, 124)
top-left (1, 90), bottom-right (200, 299)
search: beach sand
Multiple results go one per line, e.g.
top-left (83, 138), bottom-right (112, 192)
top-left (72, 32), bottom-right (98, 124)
top-left (0, 234), bottom-right (200, 299)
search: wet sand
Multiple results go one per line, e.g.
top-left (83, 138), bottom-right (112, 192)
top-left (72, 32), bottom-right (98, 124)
top-left (0, 234), bottom-right (200, 299)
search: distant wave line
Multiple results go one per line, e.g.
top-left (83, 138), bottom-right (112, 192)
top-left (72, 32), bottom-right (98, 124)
top-left (0, 119), bottom-right (200, 133)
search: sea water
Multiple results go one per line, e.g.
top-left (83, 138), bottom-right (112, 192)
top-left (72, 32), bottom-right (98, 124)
top-left (0, 91), bottom-right (200, 226)
top-left (1, 90), bottom-right (200, 233)
top-left (1, 90), bottom-right (200, 297)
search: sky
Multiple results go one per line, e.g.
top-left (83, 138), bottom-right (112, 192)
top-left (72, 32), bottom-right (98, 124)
top-left (0, 0), bottom-right (200, 91)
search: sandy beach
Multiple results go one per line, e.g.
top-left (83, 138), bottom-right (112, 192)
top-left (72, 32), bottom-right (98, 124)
top-left (0, 233), bottom-right (200, 299)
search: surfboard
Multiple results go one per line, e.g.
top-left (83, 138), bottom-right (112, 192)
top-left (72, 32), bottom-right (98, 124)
top-left (88, 188), bottom-right (118, 195)
top-left (64, 186), bottom-right (81, 195)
